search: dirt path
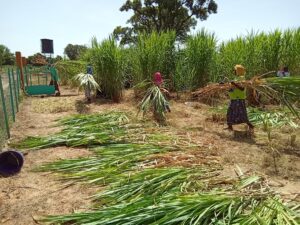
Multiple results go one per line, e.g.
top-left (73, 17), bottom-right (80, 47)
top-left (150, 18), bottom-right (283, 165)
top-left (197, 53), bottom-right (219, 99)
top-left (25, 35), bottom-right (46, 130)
top-left (0, 87), bottom-right (299, 224)
top-left (0, 87), bottom-right (95, 225)
top-left (167, 100), bottom-right (300, 200)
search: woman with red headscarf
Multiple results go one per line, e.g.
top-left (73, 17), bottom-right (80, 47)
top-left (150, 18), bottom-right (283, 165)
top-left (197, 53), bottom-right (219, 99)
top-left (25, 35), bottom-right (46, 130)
top-left (153, 71), bottom-right (171, 112)
top-left (153, 72), bottom-right (163, 86)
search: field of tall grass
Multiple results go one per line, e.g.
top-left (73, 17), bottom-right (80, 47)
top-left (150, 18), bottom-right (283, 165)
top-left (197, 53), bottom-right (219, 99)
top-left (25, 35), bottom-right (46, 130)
top-left (57, 28), bottom-right (300, 95)
top-left (55, 60), bottom-right (86, 86)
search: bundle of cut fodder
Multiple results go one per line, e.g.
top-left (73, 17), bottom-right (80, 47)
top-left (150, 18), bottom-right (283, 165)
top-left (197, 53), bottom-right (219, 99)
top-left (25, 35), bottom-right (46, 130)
top-left (41, 175), bottom-right (300, 225)
top-left (139, 85), bottom-right (170, 125)
top-left (192, 75), bottom-right (300, 115)
top-left (12, 111), bottom-right (174, 150)
top-left (12, 112), bottom-right (132, 150)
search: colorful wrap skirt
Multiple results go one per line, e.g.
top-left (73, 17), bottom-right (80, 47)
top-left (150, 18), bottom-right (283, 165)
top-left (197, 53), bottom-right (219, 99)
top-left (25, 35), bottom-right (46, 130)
top-left (227, 99), bottom-right (249, 125)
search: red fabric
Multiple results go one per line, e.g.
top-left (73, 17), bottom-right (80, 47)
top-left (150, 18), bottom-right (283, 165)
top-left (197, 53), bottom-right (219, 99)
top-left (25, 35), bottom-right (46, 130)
top-left (153, 72), bottom-right (163, 86)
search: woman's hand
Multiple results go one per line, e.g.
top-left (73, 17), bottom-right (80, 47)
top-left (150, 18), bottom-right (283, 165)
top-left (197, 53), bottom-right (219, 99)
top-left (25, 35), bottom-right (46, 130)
top-left (231, 81), bottom-right (244, 91)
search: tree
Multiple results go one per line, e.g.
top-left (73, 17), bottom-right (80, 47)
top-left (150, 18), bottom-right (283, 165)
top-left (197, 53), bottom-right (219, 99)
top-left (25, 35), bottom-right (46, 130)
top-left (113, 0), bottom-right (217, 44)
top-left (53, 55), bottom-right (63, 63)
top-left (64, 44), bottom-right (87, 60)
top-left (0, 44), bottom-right (14, 66)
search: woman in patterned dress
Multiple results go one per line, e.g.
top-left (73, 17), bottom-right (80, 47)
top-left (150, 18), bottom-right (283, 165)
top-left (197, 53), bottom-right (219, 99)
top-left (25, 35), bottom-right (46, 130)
top-left (226, 65), bottom-right (254, 132)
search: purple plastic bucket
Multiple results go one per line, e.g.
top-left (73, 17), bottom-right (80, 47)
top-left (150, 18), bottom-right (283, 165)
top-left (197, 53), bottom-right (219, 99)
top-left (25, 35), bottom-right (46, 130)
top-left (0, 150), bottom-right (24, 177)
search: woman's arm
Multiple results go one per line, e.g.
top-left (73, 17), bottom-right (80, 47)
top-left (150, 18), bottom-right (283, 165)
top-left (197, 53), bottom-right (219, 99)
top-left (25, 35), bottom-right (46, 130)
top-left (231, 81), bottom-right (245, 91)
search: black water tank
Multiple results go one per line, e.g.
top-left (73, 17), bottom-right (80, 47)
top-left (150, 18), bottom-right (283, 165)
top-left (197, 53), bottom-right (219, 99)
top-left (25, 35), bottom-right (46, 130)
top-left (41, 39), bottom-right (54, 54)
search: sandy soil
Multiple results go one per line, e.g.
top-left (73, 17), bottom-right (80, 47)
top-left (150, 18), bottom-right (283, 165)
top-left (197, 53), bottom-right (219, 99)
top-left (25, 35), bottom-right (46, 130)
top-left (0, 87), bottom-right (95, 225)
top-left (167, 100), bottom-right (300, 201)
top-left (0, 86), bottom-right (299, 224)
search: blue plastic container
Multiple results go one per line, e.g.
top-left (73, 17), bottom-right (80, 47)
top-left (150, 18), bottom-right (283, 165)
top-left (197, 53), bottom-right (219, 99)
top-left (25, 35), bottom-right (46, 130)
top-left (0, 150), bottom-right (24, 176)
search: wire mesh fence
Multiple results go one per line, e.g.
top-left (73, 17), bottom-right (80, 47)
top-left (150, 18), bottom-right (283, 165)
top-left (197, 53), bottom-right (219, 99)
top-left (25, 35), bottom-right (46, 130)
top-left (0, 67), bottom-right (21, 149)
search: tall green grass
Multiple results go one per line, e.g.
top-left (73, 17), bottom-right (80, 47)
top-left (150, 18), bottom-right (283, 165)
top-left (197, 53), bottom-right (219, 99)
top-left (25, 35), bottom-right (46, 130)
top-left (60, 28), bottom-right (300, 95)
top-left (280, 28), bottom-right (300, 73)
top-left (89, 37), bottom-right (125, 102)
top-left (55, 60), bottom-right (86, 86)
top-left (133, 31), bottom-right (176, 89)
top-left (173, 49), bottom-right (196, 91)
top-left (217, 29), bottom-right (300, 80)
top-left (184, 29), bottom-right (217, 88)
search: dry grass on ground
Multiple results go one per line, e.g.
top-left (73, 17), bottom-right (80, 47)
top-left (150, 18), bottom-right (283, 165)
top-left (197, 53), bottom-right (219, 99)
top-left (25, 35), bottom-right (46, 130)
top-left (0, 86), bottom-right (299, 224)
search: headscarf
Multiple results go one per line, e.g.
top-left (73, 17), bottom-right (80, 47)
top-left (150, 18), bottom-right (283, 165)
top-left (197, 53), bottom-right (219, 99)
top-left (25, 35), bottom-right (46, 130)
top-left (234, 65), bottom-right (246, 76)
top-left (153, 72), bottom-right (163, 86)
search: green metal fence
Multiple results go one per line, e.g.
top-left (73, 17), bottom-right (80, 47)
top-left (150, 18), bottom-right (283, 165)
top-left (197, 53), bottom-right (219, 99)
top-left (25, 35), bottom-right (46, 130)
top-left (0, 67), bottom-right (21, 148)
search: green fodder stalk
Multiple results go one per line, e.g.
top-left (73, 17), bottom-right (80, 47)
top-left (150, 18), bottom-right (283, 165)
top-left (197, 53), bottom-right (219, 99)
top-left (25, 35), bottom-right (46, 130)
top-left (139, 85), bottom-right (170, 125)
top-left (185, 29), bottom-right (217, 89)
top-left (37, 143), bottom-right (179, 185)
top-left (248, 108), bottom-right (298, 129)
top-left (41, 193), bottom-right (299, 225)
top-left (55, 60), bottom-right (86, 87)
top-left (216, 28), bottom-right (300, 82)
top-left (94, 167), bottom-right (221, 204)
top-left (193, 76), bottom-right (300, 119)
top-left (133, 31), bottom-right (176, 90)
top-left (89, 37), bottom-right (125, 102)
top-left (12, 112), bottom-right (130, 150)
top-left (266, 76), bottom-right (300, 100)
top-left (217, 36), bottom-right (246, 81)
top-left (74, 73), bottom-right (101, 92)
top-left (262, 29), bottom-right (282, 72)
top-left (174, 49), bottom-right (196, 91)
top-left (280, 29), bottom-right (300, 74)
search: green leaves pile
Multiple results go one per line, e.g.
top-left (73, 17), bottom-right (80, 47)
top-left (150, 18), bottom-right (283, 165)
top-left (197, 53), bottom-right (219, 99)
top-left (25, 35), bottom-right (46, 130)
top-left (74, 73), bottom-right (101, 92)
top-left (13, 112), bottom-right (299, 224)
top-left (139, 85), bottom-right (170, 125)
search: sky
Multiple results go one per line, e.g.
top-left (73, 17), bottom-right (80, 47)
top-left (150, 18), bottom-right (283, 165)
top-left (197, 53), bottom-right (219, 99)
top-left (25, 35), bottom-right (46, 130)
top-left (0, 0), bottom-right (299, 57)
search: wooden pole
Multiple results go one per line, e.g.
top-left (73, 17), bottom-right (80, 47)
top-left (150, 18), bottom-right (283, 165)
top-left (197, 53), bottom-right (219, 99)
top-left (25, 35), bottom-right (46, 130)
top-left (15, 52), bottom-right (24, 90)
top-left (21, 57), bottom-right (27, 67)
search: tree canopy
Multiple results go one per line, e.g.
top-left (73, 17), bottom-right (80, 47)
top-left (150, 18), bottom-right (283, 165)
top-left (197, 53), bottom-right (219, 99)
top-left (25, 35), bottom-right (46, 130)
top-left (64, 44), bottom-right (87, 60)
top-left (0, 44), bottom-right (14, 66)
top-left (113, 0), bottom-right (217, 44)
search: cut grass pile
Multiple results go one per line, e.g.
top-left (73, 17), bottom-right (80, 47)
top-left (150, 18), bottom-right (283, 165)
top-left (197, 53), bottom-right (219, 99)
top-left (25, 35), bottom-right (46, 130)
top-left (209, 106), bottom-right (299, 128)
top-left (139, 85), bottom-right (170, 125)
top-left (192, 77), bottom-right (300, 108)
top-left (13, 111), bottom-right (299, 224)
top-left (13, 112), bottom-right (174, 150)
top-left (41, 175), bottom-right (300, 225)
top-left (37, 143), bottom-right (180, 185)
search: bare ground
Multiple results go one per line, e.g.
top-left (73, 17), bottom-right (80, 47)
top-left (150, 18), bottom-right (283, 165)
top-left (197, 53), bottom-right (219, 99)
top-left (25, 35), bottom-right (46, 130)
top-left (0, 87), bottom-right (95, 225)
top-left (0, 86), bottom-right (299, 224)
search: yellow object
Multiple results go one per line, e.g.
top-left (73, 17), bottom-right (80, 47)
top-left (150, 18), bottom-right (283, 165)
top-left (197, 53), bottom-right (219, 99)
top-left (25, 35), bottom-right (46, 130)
top-left (229, 76), bottom-right (246, 100)
top-left (229, 88), bottom-right (246, 100)
top-left (234, 65), bottom-right (246, 76)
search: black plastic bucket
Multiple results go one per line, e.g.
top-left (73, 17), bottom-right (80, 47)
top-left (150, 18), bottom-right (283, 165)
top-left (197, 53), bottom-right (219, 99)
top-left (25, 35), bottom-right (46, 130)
top-left (0, 150), bottom-right (24, 176)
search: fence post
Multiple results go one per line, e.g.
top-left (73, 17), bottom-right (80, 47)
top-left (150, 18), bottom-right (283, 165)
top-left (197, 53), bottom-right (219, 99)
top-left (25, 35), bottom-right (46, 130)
top-left (24, 66), bottom-right (29, 87)
top-left (11, 68), bottom-right (19, 112)
top-left (15, 52), bottom-right (24, 90)
top-left (8, 68), bottom-right (16, 122)
top-left (0, 76), bottom-right (10, 138)
top-left (16, 68), bottom-right (20, 98)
